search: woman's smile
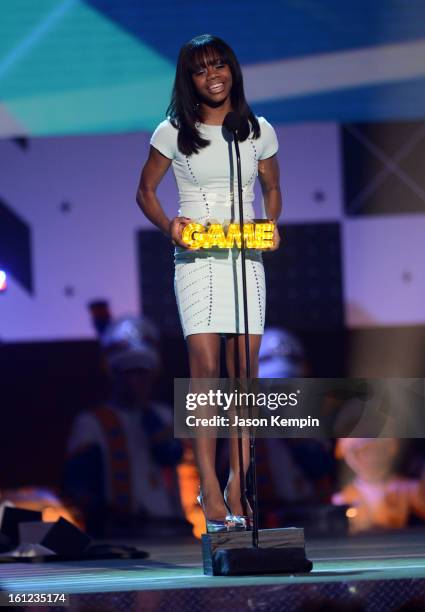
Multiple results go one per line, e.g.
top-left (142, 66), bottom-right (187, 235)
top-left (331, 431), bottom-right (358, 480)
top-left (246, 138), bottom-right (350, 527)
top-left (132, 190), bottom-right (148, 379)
top-left (208, 82), bottom-right (225, 94)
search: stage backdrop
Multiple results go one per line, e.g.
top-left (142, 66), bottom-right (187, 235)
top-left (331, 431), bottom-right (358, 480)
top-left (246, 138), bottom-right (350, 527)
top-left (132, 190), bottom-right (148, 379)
top-left (1, 119), bottom-right (425, 341)
top-left (1, 1), bottom-right (425, 341)
top-left (1, 0), bottom-right (424, 136)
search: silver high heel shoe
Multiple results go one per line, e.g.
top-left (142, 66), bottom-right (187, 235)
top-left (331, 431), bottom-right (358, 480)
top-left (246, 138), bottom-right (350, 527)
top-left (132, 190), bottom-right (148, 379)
top-left (223, 487), bottom-right (252, 531)
top-left (197, 492), bottom-right (243, 533)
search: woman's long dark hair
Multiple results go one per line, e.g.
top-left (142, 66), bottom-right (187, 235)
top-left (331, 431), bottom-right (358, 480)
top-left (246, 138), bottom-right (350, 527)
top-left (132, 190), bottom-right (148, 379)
top-left (167, 34), bottom-right (260, 156)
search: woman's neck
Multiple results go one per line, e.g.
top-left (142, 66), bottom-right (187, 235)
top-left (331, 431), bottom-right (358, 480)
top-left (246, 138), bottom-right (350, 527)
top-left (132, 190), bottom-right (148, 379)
top-left (200, 100), bottom-right (233, 125)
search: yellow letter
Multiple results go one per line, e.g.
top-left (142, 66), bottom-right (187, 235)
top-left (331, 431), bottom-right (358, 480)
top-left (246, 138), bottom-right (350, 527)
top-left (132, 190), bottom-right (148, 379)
top-left (206, 224), bottom-right (226, 248)
top-left (181, 223), bottom-right (206, 249)
top-left (255, 222), bottom-right (274, 249)
top-left (225, 223), bottom-right (242, 248)
top-left (242, 223), bottom-right (256, 248)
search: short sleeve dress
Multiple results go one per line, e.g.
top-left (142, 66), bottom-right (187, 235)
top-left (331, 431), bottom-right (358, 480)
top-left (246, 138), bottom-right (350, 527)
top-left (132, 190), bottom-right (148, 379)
top-left (150, 117), bottom-right (279, 338)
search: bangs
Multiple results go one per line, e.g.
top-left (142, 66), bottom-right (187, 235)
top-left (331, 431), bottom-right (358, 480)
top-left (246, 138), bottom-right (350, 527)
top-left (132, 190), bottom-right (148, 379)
top-left (187, 43), bottom-right (229, 74)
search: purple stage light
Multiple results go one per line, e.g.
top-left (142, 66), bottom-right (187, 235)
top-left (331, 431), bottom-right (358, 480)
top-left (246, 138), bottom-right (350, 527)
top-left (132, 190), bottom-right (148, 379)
top-left (0, 269), bottom-right (7, 292)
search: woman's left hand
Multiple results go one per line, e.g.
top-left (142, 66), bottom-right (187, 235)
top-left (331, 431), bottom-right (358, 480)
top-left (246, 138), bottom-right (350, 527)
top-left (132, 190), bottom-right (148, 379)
top-left (269, 222), bottom-right (281, 251)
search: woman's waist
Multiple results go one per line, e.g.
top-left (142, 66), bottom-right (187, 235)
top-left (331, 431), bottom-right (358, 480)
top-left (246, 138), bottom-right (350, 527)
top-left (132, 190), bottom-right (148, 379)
top-left (178, 203), bottom-right (255, 224)
top-left (178, 190), bottom-right (254, 219)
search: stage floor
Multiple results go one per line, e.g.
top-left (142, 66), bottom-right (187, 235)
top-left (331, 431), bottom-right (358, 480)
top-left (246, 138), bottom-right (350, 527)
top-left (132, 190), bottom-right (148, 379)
top-left (1, 528), bottom-right (425, 611)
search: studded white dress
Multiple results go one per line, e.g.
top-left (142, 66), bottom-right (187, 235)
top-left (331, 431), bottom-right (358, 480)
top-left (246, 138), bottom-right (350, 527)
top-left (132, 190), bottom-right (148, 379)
top-left (150, 117), bottom-right (279, 338)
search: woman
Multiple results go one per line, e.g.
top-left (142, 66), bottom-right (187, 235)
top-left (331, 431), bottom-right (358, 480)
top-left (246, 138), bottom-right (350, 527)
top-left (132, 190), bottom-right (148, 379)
top-left (136, 34), bottom-right (282, 532)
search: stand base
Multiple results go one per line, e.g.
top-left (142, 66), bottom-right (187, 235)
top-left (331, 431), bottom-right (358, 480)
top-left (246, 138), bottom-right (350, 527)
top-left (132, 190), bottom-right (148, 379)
top-left (201, 527), bottom-right (312, 576)
top-left (212, 546), bottom-right (312, 576)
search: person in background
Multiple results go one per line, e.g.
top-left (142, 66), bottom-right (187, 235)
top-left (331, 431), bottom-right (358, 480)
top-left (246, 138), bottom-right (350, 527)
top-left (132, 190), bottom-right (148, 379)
top-left (64, 316), bottom-right (188, 537)
top-left (332, 438), bottom-right (425, 532)
top-left (255, 328), bottom-right (336, 526)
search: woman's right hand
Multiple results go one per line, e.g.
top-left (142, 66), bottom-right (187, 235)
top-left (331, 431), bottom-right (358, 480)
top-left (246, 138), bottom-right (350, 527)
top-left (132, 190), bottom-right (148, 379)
top-left (169, 216), bottom-right (194, 248)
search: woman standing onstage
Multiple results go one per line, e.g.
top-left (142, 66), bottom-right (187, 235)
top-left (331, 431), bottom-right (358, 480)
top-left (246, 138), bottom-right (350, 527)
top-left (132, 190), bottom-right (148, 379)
top-left (137, 34), bottom-right (282, 533)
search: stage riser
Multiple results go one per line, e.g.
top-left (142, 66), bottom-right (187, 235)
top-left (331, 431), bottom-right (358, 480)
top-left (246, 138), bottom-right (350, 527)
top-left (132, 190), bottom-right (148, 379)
top-left (45, 578), bottom-right (425, 612)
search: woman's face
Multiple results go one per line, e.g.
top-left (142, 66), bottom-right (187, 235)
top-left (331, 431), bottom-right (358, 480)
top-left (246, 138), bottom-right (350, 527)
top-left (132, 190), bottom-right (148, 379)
top-left (191, 55), bottom-right (233, 107)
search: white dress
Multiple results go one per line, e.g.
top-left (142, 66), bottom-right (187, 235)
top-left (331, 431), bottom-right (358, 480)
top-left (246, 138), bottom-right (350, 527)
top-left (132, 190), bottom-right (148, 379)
top-left (150, 117), bottom-right (279, 338)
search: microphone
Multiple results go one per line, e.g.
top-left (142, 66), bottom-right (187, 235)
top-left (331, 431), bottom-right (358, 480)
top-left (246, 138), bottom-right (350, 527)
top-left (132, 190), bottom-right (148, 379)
top-left (223, 111), bottom-right (241, 134)
top-left (223, 112), bottom-right (250, 141)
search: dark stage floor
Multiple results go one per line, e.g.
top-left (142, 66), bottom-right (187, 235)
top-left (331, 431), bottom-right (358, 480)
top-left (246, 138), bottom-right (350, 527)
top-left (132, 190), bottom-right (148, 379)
top-left (1, 529), bottom-right (425, 611)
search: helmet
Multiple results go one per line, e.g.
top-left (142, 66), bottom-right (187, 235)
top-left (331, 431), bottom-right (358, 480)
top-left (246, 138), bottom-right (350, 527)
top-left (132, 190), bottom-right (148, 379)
top-left (100, 316), bottom-right (160, 372)
top-left (259, 327), bottom-right (304, 378)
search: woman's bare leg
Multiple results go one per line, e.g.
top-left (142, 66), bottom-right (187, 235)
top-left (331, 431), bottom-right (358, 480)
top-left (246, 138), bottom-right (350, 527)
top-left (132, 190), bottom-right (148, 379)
top-left (224, 334), bottom-right (262, 516)
top-left (187, 333), bottom-right (228, 521)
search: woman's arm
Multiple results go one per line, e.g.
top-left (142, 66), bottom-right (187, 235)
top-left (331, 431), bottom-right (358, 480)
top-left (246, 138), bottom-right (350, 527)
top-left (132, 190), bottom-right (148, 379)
top-left (136, 146), bottom-right (190, 247)
top-left (258, 154), bottom-right (282, 250)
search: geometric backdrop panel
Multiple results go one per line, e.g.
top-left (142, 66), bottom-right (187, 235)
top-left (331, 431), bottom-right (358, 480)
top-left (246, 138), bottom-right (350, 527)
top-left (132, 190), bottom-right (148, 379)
top-left (343, 215), bottom-right (425, 326)
top-left (342, 120), bottom-right (425, 216)
top-left (137, 230), bottom-right (179, 336)
top-left (0, 196), bottom-right (33, 294)
top-left (273, 123), bottom-right (343, 224)
top-left (264, 222), bottom-right (344, 331)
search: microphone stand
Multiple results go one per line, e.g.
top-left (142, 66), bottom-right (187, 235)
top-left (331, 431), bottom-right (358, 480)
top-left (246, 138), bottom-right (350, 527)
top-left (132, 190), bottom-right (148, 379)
top-left (232, 129), bottom-right (259, 549)
top-left (201, 113), bottom-right (312, 576)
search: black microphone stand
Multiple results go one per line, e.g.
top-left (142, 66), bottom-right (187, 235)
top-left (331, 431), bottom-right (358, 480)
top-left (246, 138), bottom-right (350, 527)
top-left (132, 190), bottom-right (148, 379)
top-left (232, 128), bottom-right (260, 549)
